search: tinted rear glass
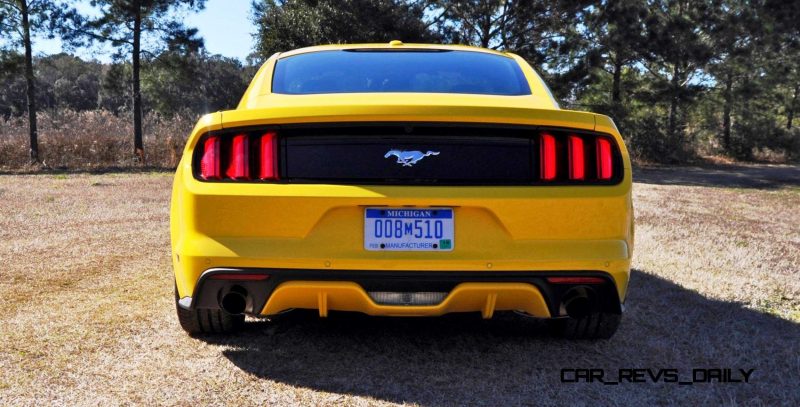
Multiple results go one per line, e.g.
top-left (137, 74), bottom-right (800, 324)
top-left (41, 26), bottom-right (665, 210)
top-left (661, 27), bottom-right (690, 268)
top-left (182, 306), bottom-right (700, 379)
top-left (272, 50), bottom-right (531, 95)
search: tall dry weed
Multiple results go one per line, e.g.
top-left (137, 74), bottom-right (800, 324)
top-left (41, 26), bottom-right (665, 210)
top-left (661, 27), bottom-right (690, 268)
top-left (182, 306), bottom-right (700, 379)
top-left (0, 110), bottom-right (195, 170)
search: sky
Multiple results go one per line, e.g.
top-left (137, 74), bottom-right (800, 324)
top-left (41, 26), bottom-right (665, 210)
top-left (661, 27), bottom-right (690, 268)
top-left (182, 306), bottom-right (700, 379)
top-left (27, 0), bottom-right (256, 62)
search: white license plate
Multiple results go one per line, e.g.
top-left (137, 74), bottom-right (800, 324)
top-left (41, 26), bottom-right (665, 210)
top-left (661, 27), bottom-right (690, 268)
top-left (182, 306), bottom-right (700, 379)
top-left (364, 208), bottom-right (454, 251)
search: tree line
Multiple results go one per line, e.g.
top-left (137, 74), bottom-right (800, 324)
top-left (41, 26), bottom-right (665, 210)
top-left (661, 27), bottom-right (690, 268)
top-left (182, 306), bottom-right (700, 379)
top-left (2, 0), bottom-right (799, 166)
top-left (0, 51), bottom-right (251, 116)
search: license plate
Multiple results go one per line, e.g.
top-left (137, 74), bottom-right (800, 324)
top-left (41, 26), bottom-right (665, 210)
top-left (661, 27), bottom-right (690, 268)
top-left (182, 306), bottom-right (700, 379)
top-left (364, 208), bottom-right (454, 251)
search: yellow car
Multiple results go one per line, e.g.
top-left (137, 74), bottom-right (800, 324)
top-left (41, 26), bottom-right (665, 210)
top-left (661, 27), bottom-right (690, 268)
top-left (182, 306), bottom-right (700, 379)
top-left (171, 42), bottom-right (633, 339)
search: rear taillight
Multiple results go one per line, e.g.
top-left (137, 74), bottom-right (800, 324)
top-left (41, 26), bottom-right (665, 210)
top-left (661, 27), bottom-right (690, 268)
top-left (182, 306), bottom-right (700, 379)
top-left (197, 131), bottom-right (279, 182)
top-left (540, 133), bottom-right (557, 181)
top-left (226, 134), bottom-right (250, 180)
top-left (568, 134), bottom-right (585, 180)
top-left (259, 131), bottom-right (277, 180)
top-left (200, 136), bottom-right (220, 180)
top-left (596, 138), bottom-right (613, 180)
top-left (535, 131), bottom-right (618, 183)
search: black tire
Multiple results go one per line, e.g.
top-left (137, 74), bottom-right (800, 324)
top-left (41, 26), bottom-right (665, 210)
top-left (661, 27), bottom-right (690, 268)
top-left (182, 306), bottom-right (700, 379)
top-left (549, 312), bottom-right (621, 339)
top-left (175, 286), bottom-right (243, 335)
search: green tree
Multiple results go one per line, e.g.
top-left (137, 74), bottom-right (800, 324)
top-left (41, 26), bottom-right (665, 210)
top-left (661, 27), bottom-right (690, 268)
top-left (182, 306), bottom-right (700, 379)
top-left (143, 50), bottom-right (250, 116)
top-left (704, 0), bottom-right (765, 152)
top-left (781, 54), bottom-right (800, 130)
top-left (763, 0), bottom-right (800, 130)
top-left (581, 0), bottom-right (648, 117)
top-left (641, 0), bottom-right (715, 155)
top-left (252, 0), bottom-right (437, 58)
top-left (65, 0), bottom-right (206, 162)
top-left (426, 0), bottom-right (516, 48)
top-left (35, 53), bottom-right (103, 110)
top-left (427, 1), bottom-right (593, 101)
top-left (0, 0), bottom-right (76, 163)
top-left (0, 50), bottom-right (26, 118)
top-left (98, 62), bottom-right (130, 113)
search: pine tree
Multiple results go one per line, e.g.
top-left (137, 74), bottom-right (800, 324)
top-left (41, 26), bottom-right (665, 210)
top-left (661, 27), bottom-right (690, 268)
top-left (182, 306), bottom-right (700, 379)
top-left (253, 0), bottom-right (437, 59)
top-left (63, 0), bottom-right (206, 163)
top-left (0, 0), bottom-right (77, 164)
top-left (642, 0), bottom-right (715, 151)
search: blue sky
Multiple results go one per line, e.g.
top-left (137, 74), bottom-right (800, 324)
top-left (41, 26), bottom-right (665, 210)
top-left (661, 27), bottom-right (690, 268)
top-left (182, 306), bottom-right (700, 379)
top-left (30, 0), bottom-right (255, 62)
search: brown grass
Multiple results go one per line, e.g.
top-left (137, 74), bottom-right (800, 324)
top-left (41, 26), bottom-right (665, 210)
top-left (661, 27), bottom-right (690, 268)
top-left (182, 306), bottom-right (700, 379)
top-left (0, 110), bottom-right (194, 170)
top-left (0, 165), bottom-right (798, 405)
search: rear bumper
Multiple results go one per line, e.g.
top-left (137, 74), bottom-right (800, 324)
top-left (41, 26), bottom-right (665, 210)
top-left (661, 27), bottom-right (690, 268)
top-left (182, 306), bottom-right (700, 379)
top-left (173, 233), bottom-right (632, 295)
top-left (171, 147), bottom-right (635, 313)
top-left (181, 268), bottom-right (623, 319)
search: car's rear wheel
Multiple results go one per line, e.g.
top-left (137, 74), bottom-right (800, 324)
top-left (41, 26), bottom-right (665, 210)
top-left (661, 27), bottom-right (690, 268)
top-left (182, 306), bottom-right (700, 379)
top-left (549, 312), bottom-right (621, 339)
top-left (175, 286), bottom-right (243, 335)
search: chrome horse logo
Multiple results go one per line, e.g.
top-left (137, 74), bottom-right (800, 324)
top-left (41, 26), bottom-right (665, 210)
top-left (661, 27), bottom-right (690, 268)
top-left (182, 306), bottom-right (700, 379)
top-left (384, 149), bottom-right (440, 167)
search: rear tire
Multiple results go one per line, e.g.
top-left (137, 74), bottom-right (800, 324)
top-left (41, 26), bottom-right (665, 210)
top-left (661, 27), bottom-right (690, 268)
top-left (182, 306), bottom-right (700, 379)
top-left (549, 312), bottom-right (621, 339)
top-left (175, 286), bottom-right (243, 335)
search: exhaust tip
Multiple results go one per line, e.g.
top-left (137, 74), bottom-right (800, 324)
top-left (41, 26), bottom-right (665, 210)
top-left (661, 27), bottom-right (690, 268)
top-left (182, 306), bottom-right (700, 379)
top-left (562, 286), bottom-right (597, 319)
top-left (220, 286), bottom-right (248, 315)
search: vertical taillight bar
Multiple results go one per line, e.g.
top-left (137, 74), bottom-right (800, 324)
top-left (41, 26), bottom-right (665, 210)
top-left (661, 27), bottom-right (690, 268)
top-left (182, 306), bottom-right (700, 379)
top-left (199, 136), bottom-right (220, 180)
top-left (568, 135), bottom-right (585, 180)
top-left (259, 131), bottom-right (278, 180)
top-left (596, 138), bottom-right (613, 180)
top-left (226, 134), bottom-right (250, 180)
top-left (540, 133), bottom-right (557, 181)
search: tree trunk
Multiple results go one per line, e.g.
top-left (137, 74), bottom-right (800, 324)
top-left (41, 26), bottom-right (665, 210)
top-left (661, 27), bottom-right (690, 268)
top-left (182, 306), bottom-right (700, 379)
top-left (722, 73), bottom-right (733, 151)
top-left (611, 60), bottom-right (622, 104)
top-left (132, 1), bottom-right (144, 162)
top-left (610, 57), bottom-right (623, 120)
top-left (788, 84), bottom-right (798, 129)
top-left (20, 0), bottom-right (39, 164)
top-left (668, 63), bottom-right (680, 143)
top-left (480, 13), bottom-right (491, 48)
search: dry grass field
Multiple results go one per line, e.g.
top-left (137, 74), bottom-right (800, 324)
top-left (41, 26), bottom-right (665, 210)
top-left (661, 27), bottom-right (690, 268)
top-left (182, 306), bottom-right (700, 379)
top-left (0, 164), bottom-right (798, 406)
top-left (0, 111), bottom-right (194, 170)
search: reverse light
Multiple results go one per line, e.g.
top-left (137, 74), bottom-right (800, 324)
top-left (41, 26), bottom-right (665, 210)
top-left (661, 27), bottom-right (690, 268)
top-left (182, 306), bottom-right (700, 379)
top-left (568, 135), bottom-right (585, 180)
top-left (199, 136), bottom-right (220, 180)
top-left (540, 132), bottom-right (557, 180)
top-left (368, 291), bottom-right (447, 306)
top-left (225, 134), bottom-right (250, 180)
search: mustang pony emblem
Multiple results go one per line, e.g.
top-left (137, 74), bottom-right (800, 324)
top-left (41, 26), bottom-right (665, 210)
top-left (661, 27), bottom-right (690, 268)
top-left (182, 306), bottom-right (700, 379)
top-left (384, 149), bottom-right (440, 167)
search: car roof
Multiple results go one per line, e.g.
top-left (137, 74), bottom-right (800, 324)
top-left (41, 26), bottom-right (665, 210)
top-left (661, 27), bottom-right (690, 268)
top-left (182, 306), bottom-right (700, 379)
top-left (277, 42), bottom-right (513, 59)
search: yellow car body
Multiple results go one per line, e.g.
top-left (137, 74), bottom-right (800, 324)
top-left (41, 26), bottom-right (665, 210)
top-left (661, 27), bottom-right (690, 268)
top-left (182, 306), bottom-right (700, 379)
top-left (171, 43), bottom-right (633, 338)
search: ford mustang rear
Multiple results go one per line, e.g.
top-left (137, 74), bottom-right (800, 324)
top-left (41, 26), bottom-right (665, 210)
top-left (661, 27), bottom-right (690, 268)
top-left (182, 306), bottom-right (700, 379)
top-left (171, 42), bottom-right (634, 339)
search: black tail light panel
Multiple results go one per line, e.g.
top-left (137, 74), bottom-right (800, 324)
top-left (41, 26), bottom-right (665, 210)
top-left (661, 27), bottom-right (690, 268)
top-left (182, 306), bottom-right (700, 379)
top-left (192, 123), bottom-right (624, 185)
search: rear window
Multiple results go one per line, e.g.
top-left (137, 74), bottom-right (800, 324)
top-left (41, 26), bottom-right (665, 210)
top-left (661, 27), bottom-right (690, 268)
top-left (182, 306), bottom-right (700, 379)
top-left (272, 50), bottom-right (531, 96)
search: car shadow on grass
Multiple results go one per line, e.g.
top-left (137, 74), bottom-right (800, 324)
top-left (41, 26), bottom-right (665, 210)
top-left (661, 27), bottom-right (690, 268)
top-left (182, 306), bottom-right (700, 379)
top-left (633, 164), bottom-right (800, 189)
top-left (198, 270), bottom-right (800, 405)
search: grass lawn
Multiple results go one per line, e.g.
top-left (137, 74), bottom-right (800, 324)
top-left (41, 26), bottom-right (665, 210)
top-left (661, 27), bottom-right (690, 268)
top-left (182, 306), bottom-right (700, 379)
top-left (0, 164), bottom-right (798, 405)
